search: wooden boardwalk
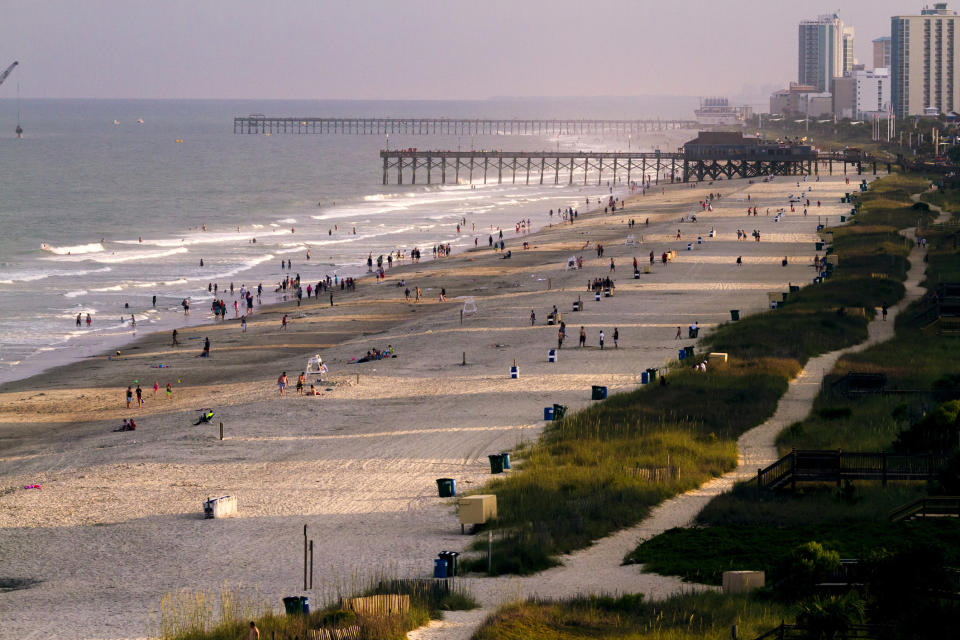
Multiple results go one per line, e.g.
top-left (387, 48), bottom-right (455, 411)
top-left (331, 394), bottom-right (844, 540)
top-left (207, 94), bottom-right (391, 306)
top-left (233, 116), bottom-right (698, 135)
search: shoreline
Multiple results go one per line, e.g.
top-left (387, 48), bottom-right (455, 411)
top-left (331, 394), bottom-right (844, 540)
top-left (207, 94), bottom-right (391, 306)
top-left (0, 180), bottom-right (644, 390)
top-left (0, 173), bottom-right (858, 640)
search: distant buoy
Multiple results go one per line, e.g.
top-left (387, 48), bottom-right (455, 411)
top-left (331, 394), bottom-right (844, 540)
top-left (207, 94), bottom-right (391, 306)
top-left (175, 139), bottom-right (184, 143)
top-left (113, 120), bottom-right (120, 125)
top-left (264, 132), bottom-right (271, 136)
top-left (137, 118), bottom-right (144, 124)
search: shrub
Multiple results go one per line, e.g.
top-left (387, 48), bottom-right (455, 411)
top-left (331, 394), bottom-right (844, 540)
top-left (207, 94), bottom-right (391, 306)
top-left (777, 541), bottom-right (841, 598)
top-left (797, 592), bottom-right (866, 640)
top-left (893, 399), bottom-right (960, 453)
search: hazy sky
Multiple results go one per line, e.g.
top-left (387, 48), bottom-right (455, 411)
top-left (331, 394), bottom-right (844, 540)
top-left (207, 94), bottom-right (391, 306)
top-left (0, 0), bottom-right (923, 100)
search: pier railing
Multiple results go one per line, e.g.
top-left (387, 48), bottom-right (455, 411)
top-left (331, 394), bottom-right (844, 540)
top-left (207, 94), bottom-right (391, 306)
top-left (233, 116), bottom-right (699, 135)
top-left (377, 150), bottom-right (884, 186)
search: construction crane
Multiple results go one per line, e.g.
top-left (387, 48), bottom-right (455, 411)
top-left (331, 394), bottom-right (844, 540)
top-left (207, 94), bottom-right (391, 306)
top-left (0, 61), bottom-right (18, 88)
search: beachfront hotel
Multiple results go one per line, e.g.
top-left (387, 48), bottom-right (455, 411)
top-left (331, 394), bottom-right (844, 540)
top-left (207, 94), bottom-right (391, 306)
top-left (891, 2), bottom-right (960, 116)
top-left (798, 13), bottom-right (852, 92)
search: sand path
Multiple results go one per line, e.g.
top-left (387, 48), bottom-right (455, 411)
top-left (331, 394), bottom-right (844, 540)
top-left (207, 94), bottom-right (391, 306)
top-left (409, 186), bottom-right (939, 640)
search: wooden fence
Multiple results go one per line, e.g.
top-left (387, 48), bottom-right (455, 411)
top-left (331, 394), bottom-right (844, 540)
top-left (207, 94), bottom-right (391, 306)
top-left (757, 449), bottom-right (949, 491)
top-left (339, 594), bottom-right (410, 617)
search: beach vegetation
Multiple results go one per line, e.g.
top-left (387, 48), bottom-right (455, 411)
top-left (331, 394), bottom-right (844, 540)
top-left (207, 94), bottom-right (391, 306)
top-left (471, 591), bottom-right (791, 640)
top-left (467, 174), bottom-right (924, 576)
top-left (150, 578), bottom-right (476, 640)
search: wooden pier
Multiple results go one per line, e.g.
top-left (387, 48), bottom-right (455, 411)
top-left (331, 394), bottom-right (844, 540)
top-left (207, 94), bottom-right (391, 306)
top-left (378, 150), bottom-right (882, 185)
top-left (234, 116), bottom-right (698, 136)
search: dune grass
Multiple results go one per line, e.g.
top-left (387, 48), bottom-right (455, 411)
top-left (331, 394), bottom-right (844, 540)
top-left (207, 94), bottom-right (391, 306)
top-left (460, 359), bottom-right (794, 575)
top-left (151, 578), bottom-right (477, 640)
top-left (625, 176), bottom-right (960, 592)
top-left (625, 481), bottom-right (960, 585)
top-left (472, 592), bottom-right (791, 640)
top-left (465, 174), bottom-right (926, 576)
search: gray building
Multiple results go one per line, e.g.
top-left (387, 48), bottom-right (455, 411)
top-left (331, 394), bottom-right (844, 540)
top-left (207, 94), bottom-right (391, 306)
top-left (891, 3), bottom-right (960, 116)
top-left (873, 36), bottom-right (892, 69)
top-left (799, 13), bottom-right (848, 92)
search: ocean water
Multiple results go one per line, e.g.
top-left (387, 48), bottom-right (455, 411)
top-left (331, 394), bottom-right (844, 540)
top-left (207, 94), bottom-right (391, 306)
top-left (0, 98), bottom-right (696, 384)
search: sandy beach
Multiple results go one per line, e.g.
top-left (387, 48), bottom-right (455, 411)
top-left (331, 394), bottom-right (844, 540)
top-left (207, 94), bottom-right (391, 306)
top-left (0, 172), bottom-right (864, 639)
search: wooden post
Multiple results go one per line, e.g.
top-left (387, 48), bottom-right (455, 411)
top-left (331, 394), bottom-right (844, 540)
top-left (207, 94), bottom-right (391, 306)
top-left (382, 154), bottom-right (388, 185)
top-left (303, 525), bottom-right (308, 590)
top-left (487, 530), bottom-right (493, 574)
top-left (460, 310), bottom-right (463, 325)
top-left (309, 540), bottom-right (314, 589)
top-left (219, 422), bottom-right (223, 441)
top-left (462, 351), bottom-right (466, 365)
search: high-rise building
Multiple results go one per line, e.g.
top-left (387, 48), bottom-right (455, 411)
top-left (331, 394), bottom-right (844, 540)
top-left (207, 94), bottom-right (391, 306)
top-left (843, 27), bottom-right (856, 73)
top-left (798, 13), bottom-right (847, 92)
top-left (873, 36), bottom-right (892, 69)
top-left (891, 3), bottom-right (960, 116)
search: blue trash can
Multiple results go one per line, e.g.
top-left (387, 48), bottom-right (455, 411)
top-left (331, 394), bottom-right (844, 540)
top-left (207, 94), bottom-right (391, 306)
top-left (641, 370), bottom-right (650, 384)
top-left (678, 348), bottom-right (686, 360)
top-left (434, 558), bottom-right (448, 578)
top-left (544, 406), bottom-right (554, 420)
top-left (436, 478), bottom-right (456, 497)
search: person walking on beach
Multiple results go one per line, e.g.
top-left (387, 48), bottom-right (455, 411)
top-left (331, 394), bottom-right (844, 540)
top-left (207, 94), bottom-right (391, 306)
top-left (736, 255), bottom-right (742, 267)
top-left (599, 330), bottom-right (605, 350)
top-left (136, 384), bottom-right (143, 408)
top-left (296, 372), bottom-right (305, 395)
top-left (166, 382), bottom-right (172, 399)
top-left (171, 329), bottom-right (179, 346)
top-left (415, 287), bottom-right (421, 302)
top-left (882, 303), bottom-right (888, 321)
top-left (281, 315), bottom-right (288, 331)
top-left (76, 313), bottom-right (82, 327)
top-left (126, 386), bottom-right (133, 409)
top-left (579, 326), bottom-right (586, 347)
top-left (530, 309), bottom-right (536, 326)
top-left (86, 313), bottom-right (92, 327)
top-left (153, 380), bottom-right (159, 397)
top-left (610, 258), bottom-right (615, 272)
top-left (241, 316), bottom-right (247, 332)
top-left (675, 326), bottom-right (682, 339)
top-left (202, 337), bottom-right (210, 357)
top-left (613, 328), bottom-right (619, 348)
top-left (277, 372), bottom-right (287, 397)
top-left (557, 327), bottom-right (564, 350)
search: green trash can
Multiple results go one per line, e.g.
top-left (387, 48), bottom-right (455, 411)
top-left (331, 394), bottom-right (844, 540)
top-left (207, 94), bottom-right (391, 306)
top-left (684, 346), bottom-right (694, 359)
top-left (488, 454), bottom-right (504, 474)
top-left (552, 403), bottom-right (567, 419)
top-left (436, 478), bottom-right (455, 497)
top-left (283, 596), bottom-right (307, 615)
top-left (646, 367), bottom-right (657, 382)
top-left (815, 242), bottom-right (824, 251)
top-left (840, 215), bottom-right (846, 222)
top-left (730, 309), bottom-right (740, 321)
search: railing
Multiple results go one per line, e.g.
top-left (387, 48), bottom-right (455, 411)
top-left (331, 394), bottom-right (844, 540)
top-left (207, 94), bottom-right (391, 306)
top-left (889, 495), bottom-right (960, 522)
top-left (757, 450), bottom-right (949, 491)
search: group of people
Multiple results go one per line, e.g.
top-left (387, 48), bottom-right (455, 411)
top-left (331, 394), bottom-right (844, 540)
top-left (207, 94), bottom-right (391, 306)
top-left (352, 345), bottom-right (396, 363)
top-left (735, 229), bottom-right (762, 242)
